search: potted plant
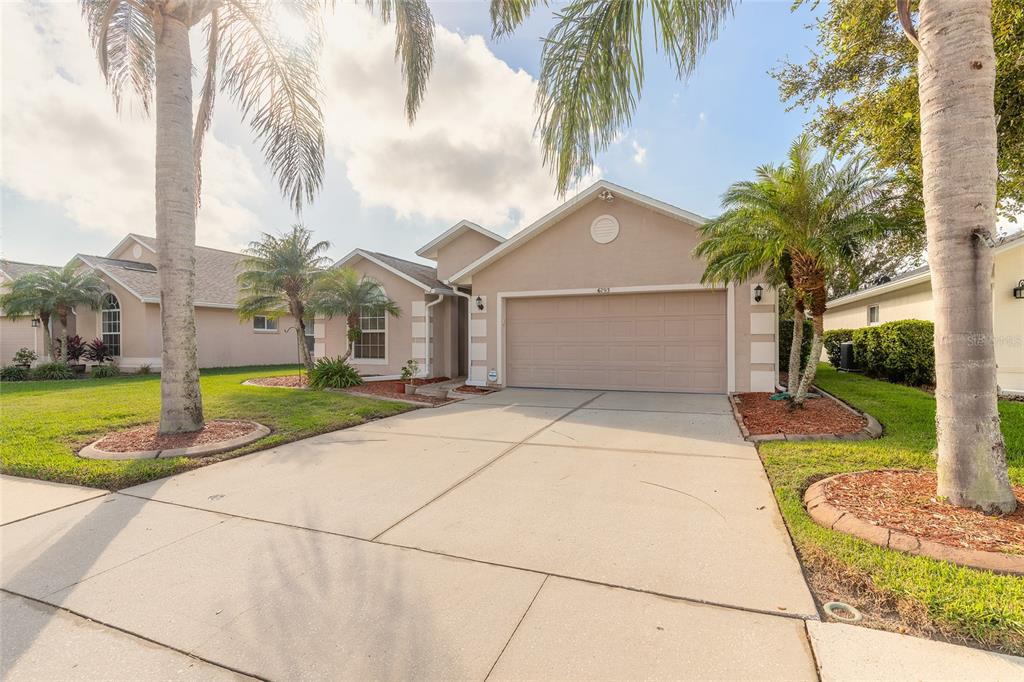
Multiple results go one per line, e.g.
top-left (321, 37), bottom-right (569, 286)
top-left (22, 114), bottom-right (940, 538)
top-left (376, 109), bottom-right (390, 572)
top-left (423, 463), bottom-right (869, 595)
top-left (400, 359), bottom-right (420, 395)
top-left (12, 347), bottom-right (37, 369)
top-left (54, 335), bottom-right (87, 374)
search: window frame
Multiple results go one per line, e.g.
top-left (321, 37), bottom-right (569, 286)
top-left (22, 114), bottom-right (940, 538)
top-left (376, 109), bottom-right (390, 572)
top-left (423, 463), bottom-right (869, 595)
top-left (867, 304), bottom-right (880, 326)
top-left (252, 315), bottom-right (279, 332)
top-left (100, 293), bottom-right (121, 357)
top-left (353, 285), bottom-right (388, 365)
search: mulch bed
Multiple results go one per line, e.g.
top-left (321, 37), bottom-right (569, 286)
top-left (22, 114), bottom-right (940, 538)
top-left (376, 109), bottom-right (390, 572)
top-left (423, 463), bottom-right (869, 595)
top-left (734, 392), bottom-right (866, 435)
top-left (92, 420), bottom-right (262, 453)
top-left (822, 470), bottom-right (1024, 555)
top-left (452, 385), bottom-right (494, 394)
top-left (348, 380), bottom-right (451, 405)
top-left (247, 375), bottom-right (308, 388)
top-left (408, 376), bottom-right (449, 386)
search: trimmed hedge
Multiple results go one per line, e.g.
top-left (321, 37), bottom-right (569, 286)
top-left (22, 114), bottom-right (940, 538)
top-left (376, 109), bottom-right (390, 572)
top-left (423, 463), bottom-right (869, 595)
top-left (851, 320), bottom-right (934, 386)
top-left (778, 317), bottom-right (813, 373)
top-left (822, 328), bottom-right (855, 368)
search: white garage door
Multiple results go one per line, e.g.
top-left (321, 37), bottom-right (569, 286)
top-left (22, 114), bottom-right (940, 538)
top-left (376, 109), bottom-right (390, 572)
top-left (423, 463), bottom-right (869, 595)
top-left (505, 291), bottom-right (727, 393)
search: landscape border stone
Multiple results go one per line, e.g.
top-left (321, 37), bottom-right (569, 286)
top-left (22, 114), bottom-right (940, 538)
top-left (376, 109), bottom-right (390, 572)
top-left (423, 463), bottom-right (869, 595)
top-left (804, 474), bottom-right (1024, 576)
top-left (730, 388), bottom-right (883, 443)
top-left (79, 421), bottom-right (271, 460)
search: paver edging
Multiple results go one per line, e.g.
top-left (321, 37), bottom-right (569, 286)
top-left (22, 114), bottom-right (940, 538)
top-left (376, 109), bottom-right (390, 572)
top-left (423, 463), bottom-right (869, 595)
top-left (804, 474), bottom-right (1024, 576)
top-left (729, 389), bottom-right (882, 443)
top-left (79, 422), bottom-right (272, 460)
top-left (241, 379), bottom-right (307, 389)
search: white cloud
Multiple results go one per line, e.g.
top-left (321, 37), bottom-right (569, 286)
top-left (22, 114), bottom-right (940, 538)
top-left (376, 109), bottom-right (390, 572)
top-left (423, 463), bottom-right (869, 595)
top-left (631, 140), bottom-right (647, 165)
top-left (321, 5), bottom-right (595, 232)
top-left (0, 2), bottom-right (264, 252)
top-left (699, 111), bottom-right (707, 124)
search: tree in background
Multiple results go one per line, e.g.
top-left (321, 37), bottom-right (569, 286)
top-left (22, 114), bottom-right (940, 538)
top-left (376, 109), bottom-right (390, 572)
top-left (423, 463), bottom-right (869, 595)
top-left (237, 225), bottom-right (331, 372)
top-left (695, 135), bottom-right (896, 404)
top-left (80, 0), bottom-right (435, 433)
top-left (3, 265), bottom-right (107, 361)
top-left (309, 268), bottom-right (401, 363)
top-left (1, 274), bottom-right (56, 363)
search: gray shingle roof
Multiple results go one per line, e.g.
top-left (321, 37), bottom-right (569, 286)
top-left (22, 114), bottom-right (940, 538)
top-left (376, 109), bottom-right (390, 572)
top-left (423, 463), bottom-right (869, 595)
top-left (0, 259), bottom-right (58, 281)
top-left (367, 251), bottom-right (450, 291)
top-left (78, 241), bottom-right (248, 307)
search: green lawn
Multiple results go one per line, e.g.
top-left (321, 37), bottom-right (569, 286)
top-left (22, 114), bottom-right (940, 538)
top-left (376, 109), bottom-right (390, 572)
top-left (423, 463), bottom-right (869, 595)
top-left (761, 365), bottom-right (1024, 654)
top-left (0, 365), bottom-right (411, 490)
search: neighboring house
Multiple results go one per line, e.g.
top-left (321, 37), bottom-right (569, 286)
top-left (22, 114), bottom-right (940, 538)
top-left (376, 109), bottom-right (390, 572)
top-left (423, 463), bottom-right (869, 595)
top-left (0, 259), bottom-right (66, 363)
top-left (321, 180), bottom-right (779, 393)
top-left (824, 231), bottom-right (1023, 394)
top-left (1, 236), bottom-right (302, 371)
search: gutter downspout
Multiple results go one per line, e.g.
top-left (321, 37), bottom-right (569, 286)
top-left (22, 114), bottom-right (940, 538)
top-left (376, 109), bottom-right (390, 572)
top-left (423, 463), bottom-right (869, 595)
top-left (424, 292), bottom-right (445, 378)
top-left (446, 282), bottom-right (473, 383)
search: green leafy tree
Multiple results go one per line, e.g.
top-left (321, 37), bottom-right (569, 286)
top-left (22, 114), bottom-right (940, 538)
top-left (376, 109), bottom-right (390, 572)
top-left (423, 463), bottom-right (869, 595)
top-left (80, 0), bottom-right (435, 433)
top-left (237, 225), bottom-right (331, 372)
top-left (1, 274), bottom-right (56, 362)
top-left (309, 267), bottom-right (401, 363)
top-left (695, 135), bottom-right (896, 404)
top-left (2, 265), bottom-right (107, 361)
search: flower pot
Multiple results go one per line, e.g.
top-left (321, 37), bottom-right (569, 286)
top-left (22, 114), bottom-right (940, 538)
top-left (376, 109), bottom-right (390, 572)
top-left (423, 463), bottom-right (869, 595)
top-left (404, 383), bottom-right (417, 395)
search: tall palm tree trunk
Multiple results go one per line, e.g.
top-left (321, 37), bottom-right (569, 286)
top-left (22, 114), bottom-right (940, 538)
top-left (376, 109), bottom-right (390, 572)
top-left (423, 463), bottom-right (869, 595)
top-left (787, 299), bottom-right (805, 396)
top-left (794, 311), bottom-right (824, 405)
top-left (154, 11), bottom-right (204, 434)
top-left (295, 317), bottom-right (314, 371)
top-left (918, 0), bottom-right (1014, 512)
top-left (58, 308), bottom-right (70, 361)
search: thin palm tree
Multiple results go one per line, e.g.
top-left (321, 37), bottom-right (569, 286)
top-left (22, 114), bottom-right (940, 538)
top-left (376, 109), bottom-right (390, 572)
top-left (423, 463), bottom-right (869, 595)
top-left (309, 267), bottom-right (401, 362)
top-left (4, 265), bottom-right (108, 361)
top-left (1, 275), bottom-right (57, 363)
top-left (237, 225), bottom-right (330, 372)
top-left (896, 0), bottom-right (1016, 513)
top-left (81, 0), bottom-right (435, 433)
top-left (695, 135), bottom-right (895, 404)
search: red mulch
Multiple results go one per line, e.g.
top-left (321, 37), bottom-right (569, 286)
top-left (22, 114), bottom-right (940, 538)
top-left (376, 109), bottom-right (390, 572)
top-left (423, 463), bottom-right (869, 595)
top-left (92, 420), bottom-right (261, 453)
top-left (735, 392), bottom-right (866, 435)
top-left (247, 375), bottom-right (308, 388)
top-left (822, 470), bottom-right (1024, 555)
top-left (409, 376), bottom-right (449, 386)
top-left (452, 385), bottom-right (494, 395)
top-left (348, 380), bottom-right (451, 405)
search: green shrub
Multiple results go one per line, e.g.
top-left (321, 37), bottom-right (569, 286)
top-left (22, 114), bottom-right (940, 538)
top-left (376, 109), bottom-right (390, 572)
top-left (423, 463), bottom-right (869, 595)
top-left (1, 365), bottom-right (31, 382)
top-left (91, 363), bottom-right (120, 379)
top-left (138, 364), bottom-right (152, 375)
top-left (32, 362), bottom-right (74, 381)
top-left (400, 359), bottom-right (419, 382)
top-left (852, 320), bottom-right (934, 386)
top-left (822, 328), bottom-right (855, 368)
top-left (308, 357), bottom-right (363, 390)
top-left (778, 317), bottom-right (813, 372)
top-left (12, 348), bottom-right (37, 366)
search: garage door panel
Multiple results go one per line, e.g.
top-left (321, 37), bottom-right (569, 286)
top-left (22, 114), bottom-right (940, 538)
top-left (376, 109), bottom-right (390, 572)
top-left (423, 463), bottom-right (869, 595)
top-left (506, 291), bottom-right (728, 393)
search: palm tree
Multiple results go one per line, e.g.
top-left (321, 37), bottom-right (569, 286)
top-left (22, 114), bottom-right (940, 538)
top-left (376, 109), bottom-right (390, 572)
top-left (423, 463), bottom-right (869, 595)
top-left (1, 277), bottom-right (56, 363)
top-left (4, 265), bottom-right (107, 361)
top-left (237, 225), bottom-right (330, 372)
top-left (896, 0), bottom-right (1016, 513)
top-left (80, 0), bottom-right (436, 433)
top-left (695, 135), bottom-right (895, 404)
top-left (309, 268), bottom-right (401, 362)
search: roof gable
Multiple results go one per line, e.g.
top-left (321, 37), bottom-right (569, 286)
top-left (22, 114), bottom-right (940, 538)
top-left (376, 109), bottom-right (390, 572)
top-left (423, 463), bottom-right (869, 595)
top-left (415, 220), bottom-right (505, 260)
top-left (0, 259), bottom-right (58, 282)
top-left (448, 180), bottom-right (707, 284)
top-left (334, 249), bottom-right (450, 293)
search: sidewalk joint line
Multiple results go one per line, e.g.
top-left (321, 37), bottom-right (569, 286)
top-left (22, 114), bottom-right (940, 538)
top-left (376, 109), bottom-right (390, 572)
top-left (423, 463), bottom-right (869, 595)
top-left (0, 491), bottom-right (111, 528)
top-left (484, 575), bottom-right (549, 681)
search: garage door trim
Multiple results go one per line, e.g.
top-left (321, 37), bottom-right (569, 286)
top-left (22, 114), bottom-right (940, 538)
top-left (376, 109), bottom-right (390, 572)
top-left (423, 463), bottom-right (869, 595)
top-left (495, 283), bottom-right (736, 392)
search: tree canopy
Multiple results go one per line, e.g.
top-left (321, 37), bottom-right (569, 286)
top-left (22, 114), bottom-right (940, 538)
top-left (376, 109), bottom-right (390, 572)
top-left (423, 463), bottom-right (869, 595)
top-left (773, 0), bottom-right (1023, 220)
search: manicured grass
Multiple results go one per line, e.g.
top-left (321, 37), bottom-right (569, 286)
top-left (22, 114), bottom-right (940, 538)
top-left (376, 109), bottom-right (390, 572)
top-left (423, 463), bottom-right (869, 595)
top-left (760, 365), bottom-right (1024, 654)
top-left (0, 366), bottom-right (411, 490)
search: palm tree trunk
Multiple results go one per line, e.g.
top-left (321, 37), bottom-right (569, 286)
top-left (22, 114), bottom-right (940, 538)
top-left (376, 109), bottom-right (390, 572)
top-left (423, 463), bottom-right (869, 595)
top-left (39, 312), bottom-right (52, 362)
top-left (295, 319), bottom-right (314, 371)
top-left (787, 299), bottom-right (805, 395)
top-left (340, 313), bottom-right (359, 363)
top-left (58, 310), bottom-right (69, 361)
top-left (793, 314), bottom-right (823, 405)
top-left (154, 11), bottom-right (204, 434)
top-left (918, 0), bottom-right (1015, 513)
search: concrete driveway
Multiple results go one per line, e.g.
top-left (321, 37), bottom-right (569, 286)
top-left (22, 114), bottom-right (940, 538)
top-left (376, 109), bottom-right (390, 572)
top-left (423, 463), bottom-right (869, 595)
top-left (5, 389), bottom-right (1021, 680)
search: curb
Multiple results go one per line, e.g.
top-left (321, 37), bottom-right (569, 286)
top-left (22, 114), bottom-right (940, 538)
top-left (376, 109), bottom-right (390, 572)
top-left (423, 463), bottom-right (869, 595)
top-left (804, 474), bottom-right (1024, 576)
top-left (338, 389), bottom-right (459, 408)
top-left (730, 389), bottom-right (882, 443)
top-left (79, 422), bottom-right (271, 460)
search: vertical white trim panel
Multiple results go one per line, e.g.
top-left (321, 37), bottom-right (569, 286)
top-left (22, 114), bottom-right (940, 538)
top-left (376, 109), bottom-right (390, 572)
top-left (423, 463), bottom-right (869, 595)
top-left (727, 283), bottom-right (736, 393)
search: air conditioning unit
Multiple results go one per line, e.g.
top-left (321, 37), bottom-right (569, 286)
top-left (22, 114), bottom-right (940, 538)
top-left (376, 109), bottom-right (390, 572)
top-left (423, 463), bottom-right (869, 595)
top-left (839, 341), bottom-right (858, 372)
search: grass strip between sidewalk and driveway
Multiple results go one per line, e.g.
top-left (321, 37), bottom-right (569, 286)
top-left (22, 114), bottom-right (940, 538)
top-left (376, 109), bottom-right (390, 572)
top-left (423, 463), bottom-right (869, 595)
top-left (759, 364), bottom-right (1024, 655)
top-left (1, 365), bottom-right (411, 490)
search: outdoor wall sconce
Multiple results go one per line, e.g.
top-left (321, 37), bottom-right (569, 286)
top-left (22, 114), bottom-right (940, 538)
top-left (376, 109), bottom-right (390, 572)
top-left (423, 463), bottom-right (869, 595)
top-left (753, 284), bottom-right (764, 303)
top-left (31, 318), bottom-right (40, 327)
top-left (475, 296), bottom-right (485, 311)
top-left (1015, 279), bottom-right (1024, 300)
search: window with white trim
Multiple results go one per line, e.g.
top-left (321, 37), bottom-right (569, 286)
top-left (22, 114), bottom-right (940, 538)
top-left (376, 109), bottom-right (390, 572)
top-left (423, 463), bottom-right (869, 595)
top-left (354, 298), bottom-right (386, 361)
top-left (253, 315), bottom-right (278, 331)
top-left (101, 293), bottom-right (121, 357)
top-left (867, 304), bottom-right (880, 325)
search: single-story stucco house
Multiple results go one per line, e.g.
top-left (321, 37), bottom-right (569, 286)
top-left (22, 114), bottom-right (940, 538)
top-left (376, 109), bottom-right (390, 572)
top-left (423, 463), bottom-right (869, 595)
top-left (0, 259), bottom-right (63, 363)
top-left (1, 235), bottom-right (302, 370)
top-left (823, 230), bottom-right (1023, 394)
top-left (320, 180), bottom-right (780, 393)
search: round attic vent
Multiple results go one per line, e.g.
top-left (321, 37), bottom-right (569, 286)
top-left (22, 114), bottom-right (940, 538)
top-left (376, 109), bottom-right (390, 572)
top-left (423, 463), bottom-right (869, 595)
top-left (132, 244), bottom-right (143, 258)
top-left (590, 214), bottom-right (620, 244)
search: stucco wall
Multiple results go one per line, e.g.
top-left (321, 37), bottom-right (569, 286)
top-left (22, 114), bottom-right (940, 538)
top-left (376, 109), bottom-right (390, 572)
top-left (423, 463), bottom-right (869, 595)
top-left (824, 281), bottom-right (934, 330)
top-left (110, 238), bottom-right (158, 265)
top-left (435, 230), bottom-right (503, 282)
top-left (0, 317), bottom-right (48, 364)
top-left (466, 196), bottom-right (776, 392)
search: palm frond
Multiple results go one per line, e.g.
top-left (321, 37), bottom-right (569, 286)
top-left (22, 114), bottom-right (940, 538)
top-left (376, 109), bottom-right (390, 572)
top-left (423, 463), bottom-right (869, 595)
top-left (218, 0), bottom-right (326, 212)
top-left (81, 0), bottom-right (156, 113)
top-left (193, 9), bottom-right (221, 206)
top-left (371, 0), bottom-right (435, 122)
top-left (490, 0), bottom-right (546, 39)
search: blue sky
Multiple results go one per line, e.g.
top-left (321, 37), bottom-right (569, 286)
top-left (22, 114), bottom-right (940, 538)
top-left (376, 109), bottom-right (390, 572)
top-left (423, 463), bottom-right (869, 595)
top-left (1, 1), bottom-right (817, 266)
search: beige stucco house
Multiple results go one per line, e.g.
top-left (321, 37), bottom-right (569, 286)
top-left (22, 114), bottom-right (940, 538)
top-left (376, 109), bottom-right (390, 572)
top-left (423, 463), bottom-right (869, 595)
top-left (823, 231), bottom-right (1023, 394)
top-left (2, 235), bottom-right (301, 370)
top-left (321, 181), bottom-right (779, 393)
top-left (0, 259), bottom-right (66, 363)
